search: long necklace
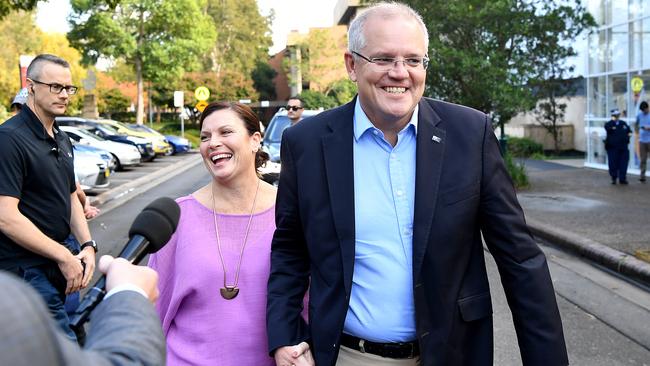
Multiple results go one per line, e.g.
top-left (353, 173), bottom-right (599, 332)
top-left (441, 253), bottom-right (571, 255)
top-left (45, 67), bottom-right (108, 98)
top-left (211, 179), bottom-right (260, 300)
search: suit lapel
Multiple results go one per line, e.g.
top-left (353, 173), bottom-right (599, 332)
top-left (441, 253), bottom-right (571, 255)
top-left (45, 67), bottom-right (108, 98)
top-left (322, 100), bottom-right (356, 295)
top-left (413, 99), bottom-right (445, 281)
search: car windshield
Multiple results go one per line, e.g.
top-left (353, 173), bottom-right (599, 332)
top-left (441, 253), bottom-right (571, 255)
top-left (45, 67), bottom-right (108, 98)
top-left (93, 124), bottom-right (121, 136)
top-left (265, 116), bottom-right (292, 143)
top-left (75, 128), bottom-right (104, 141)
top-left (127, 124), bottom-right (162, 135)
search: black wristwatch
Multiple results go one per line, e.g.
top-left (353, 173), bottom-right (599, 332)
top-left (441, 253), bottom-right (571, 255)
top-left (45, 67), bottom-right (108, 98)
top-left (80, 240), bottom-right (98, 253)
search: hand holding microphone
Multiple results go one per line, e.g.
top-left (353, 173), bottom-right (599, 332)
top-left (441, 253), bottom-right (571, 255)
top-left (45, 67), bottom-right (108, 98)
top-left (98, 255), bottom-right (159, 303)
top-left (70, 197), bottom-right (180, 330)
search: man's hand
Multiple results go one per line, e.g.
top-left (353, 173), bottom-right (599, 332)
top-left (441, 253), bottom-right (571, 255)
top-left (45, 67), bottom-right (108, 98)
top-left (99, 255), bottom-right (159, 303)
top-left (57, 252), bottom-right (84, 295)
top-left (84, 203), bottom-right (100, 219)
top-left (274, 342), bottom-right (314, 366)
top-left (76, 247), bottom-right (96, 287)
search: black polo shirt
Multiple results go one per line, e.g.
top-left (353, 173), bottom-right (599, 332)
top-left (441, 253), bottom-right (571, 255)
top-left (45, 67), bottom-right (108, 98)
top-left (0, 106), bottom-right (76, 270)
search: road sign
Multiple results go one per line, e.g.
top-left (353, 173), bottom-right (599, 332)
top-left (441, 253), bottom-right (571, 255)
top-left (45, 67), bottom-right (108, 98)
top-left (173, 91), bottom-right (184, 107)
top-left (631, 77), bottom-right (644, 94)
top-left (194, 86), bottom-right (210, 101)
top-left (195, 100), bottom-right (209, 112)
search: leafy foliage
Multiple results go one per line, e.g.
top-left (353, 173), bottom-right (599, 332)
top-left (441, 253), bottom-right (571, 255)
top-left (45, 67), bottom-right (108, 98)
top-left (98, 87), bottom-right (130, 114)
top-left (252, 61), bottom-right (277, 101)
top-left (68, 0), bottom-right (216, 123)
top-left (0, 0), bottom-right (38, 20)
top-left (299, 90), bottom-right (337, 110)
top-left (327, 79), bottom-right (357, 106)
top-left (503, 152), bottom-right (529, 189)
top-left (401, 0), bottom-right (595, 128)
top-left (204, 0), bottom-right (273, 78)
top-left (507, 136), bottom-right (543, 158)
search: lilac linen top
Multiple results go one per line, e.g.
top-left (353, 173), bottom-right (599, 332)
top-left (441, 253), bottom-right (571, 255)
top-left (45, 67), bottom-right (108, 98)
top-left (148, 195), bottom-right (276, 366)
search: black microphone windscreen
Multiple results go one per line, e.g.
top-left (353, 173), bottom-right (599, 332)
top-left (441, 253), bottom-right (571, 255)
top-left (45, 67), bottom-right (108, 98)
top-left (128, 197), bottom-right (180, 253)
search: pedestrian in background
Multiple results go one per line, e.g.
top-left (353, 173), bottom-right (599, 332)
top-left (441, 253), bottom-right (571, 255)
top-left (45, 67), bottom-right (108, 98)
top-left (0, 54), bottom-right (97, 342)
top-left (636, 101), bottom-right (650, 182)
top-left (604, 108), bottom-right (632, 185)
top-left (267, 2), bottom-right (567, 366)
top-left (287, 96), bottom-right (305, 126)
top-left (148, 102), bottom-right (279, 365)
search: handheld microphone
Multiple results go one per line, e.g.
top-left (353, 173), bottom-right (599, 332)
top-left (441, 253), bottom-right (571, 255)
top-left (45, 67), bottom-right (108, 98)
top-left (69, 197), bottom-right (180, 330)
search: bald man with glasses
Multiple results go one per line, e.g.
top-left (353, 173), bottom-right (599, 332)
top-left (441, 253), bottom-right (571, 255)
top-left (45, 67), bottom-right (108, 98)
top-left (0, 54), bottom-right (96, 343)
top-left (267, 2), bottom-right (567, 366)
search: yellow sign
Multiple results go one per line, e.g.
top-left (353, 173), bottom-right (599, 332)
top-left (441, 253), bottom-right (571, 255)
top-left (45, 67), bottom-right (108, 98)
top-left (195, 100), bottom-right (209, 112)
top-left (631, 77), bottom-right (644, 93)
top-left (194, 86), bottom-right (210, 101)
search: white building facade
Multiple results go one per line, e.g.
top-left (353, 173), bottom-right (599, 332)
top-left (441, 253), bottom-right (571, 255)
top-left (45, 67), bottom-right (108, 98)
top-left (585, 0), bottom-right (650, 173)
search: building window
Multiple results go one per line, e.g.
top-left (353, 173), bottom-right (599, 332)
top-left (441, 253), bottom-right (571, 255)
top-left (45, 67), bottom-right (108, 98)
top-left (589, 75), bottom-right (608, 118)
top-left (629, 0), bottom-right (650, 20)
top-left (609, 24), bottom-right (629, 71)
top-left (589, 29), bottom-right (608, 73)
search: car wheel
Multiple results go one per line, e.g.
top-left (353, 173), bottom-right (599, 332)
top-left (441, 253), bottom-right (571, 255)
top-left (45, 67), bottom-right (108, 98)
top-left (112, 154), bottom-right (123, 171)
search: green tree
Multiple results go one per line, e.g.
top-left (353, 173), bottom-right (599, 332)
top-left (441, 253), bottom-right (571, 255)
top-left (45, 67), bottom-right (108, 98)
top-left (205, 0), bottom-right (272, 80)
top-left (327, 78), bottom-right (357, 106)
top-left (0, 10), bottom-right (42, 108)
top-left (401, 0), bottom-right (595, 135)
top-left (252, 61), bottom-right (277, 101)
top-left (98, 87), bottom-right (130, 117)
top-left (0, 1), bottom-right (38, 20)
top-left (299, 90), bottom-right (337, 110)
top-left (68, 0), bottom-right (216, 124)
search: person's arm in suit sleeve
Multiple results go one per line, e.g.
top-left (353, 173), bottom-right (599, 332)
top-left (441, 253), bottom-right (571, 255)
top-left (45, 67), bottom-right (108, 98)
top-left (267, 130), bottom-right (312, 356)
top-left (477, 116), bottom-right (568, 365)
top-left (0, 256), bottom-right (164, 366)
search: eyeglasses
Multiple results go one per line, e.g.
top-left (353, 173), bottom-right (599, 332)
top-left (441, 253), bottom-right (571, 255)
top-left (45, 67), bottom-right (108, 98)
top-left (351, 51), bottom-right (429, 71)
top-left (286, 106), bottom-right (304, 111)
top-left (30, 79), bottom-right (78, 95)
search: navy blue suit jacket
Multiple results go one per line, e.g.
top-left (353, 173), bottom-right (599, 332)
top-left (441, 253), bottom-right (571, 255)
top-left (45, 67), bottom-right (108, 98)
top-left (267, 97), bottom-right (568, 366)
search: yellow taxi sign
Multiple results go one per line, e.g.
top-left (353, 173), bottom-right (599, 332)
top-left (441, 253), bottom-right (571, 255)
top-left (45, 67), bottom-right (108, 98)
top-left (631, 77), bottom-right (644, 94)
top-left (194, 86), bottom-right (210, 101)
top-left (195, 100), bottom-right (209, 112)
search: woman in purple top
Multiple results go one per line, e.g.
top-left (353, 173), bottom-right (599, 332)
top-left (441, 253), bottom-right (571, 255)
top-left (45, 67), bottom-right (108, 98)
top-left (148, 102), bottom-right (279, 365)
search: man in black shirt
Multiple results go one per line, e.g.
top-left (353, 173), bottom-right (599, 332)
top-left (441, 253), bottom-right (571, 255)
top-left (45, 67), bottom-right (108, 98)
top-left (0, 54), bottom-right (96, 342)
top-left (604, 108), bottom-right (632, 184)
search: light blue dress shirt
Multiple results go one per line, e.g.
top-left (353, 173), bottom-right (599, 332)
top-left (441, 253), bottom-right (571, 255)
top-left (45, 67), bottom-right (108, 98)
top-left (343, 100), bottom-right (418, 342)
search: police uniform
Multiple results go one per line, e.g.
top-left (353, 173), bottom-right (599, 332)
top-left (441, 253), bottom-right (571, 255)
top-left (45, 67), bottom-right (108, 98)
top-left (604, 110), bottom-right (631, 184)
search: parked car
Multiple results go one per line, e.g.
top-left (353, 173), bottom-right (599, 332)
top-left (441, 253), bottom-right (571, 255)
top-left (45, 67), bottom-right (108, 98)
top-left (56, 117), bottom-right (156, 162)
top-left (73, 144), bottom-right (116, 172)
top-left (125, 124), bottom-right (191, 155)
top-left (61, 126), bottom-right (141, 170)
top-left (262, 108), bottom-right (322, 162)
top-left (97, 119), bottom-right (173, 156)
top-left (73, 147), bottom-right (110, 190)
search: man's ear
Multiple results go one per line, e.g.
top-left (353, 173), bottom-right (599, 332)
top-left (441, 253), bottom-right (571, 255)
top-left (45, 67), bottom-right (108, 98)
top-left (344, 52), bottom-right (357, 82)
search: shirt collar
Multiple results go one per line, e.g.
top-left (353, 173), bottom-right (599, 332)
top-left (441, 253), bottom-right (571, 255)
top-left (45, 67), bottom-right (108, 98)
top-left (21, 105), bottom-right (60, 141)
top-left (353, 98), bottom-right (419, 141)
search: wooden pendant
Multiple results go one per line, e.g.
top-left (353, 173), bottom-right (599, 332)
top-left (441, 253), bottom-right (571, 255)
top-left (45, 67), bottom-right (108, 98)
top-left (220, 286), bottom-right (239, 300)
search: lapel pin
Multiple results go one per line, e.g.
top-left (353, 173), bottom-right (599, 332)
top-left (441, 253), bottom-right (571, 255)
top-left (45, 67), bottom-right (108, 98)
top-left (431, 135), bottom-right (441, 143)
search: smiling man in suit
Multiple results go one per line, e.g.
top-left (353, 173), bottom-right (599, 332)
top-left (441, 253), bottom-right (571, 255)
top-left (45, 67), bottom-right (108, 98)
top-left (267, 3), bottom-right (567, 366)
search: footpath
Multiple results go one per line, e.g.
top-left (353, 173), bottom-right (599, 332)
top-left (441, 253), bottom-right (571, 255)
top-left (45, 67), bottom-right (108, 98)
top-left (92, 153), bottom-right (650, 287)
top-left (518, 158), bottom-right (650, 286)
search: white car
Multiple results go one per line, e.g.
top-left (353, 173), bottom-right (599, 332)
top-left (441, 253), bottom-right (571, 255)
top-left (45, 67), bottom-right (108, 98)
top-left (74, 149), bottom-right (110, 190)
top-left (62, 126), bottom-right (142, 170)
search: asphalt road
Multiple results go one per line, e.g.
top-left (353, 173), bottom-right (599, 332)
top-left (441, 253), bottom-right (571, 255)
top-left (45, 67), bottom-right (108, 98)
top-left (88, 162), bottom-right (650, 365)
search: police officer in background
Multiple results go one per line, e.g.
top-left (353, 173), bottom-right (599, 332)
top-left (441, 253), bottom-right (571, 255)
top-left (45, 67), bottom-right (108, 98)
top-left (604, 108), bottom-right (632, 185)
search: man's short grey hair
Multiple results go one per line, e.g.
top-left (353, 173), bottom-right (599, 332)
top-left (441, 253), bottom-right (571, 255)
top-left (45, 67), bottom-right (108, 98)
top-left (26, 54), bottom-right (71, 80)
top-left (347, 2), bottom-right (429, 53)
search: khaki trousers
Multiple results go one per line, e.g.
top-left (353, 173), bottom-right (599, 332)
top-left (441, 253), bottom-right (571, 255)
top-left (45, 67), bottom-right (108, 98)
top-left (336, 345), bottom-right (420, 366)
